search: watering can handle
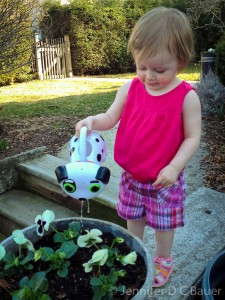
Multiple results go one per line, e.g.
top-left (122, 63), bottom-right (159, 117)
top-left (79, 126), bottom-right (88, 162)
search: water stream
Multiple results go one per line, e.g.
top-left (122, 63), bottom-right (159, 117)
top-left (79, 200), bottom-right (90, 230)
top-left (80, 200), bottom-right (84, 220)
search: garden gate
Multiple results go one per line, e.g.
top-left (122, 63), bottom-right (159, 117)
top-left (34, 34), bottom-right (73, 80)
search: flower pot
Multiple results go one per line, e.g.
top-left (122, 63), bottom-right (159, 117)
top-left (1, 217), bottom-right (154, 299)
top-left (201, 250), bottom-right (225, 299)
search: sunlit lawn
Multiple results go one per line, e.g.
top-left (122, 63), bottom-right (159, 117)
top-left (95, 64), bottom-right (201, 81)
top-left (0, 79), bottom-right (123, 118)
top-left (0, 64), bottom-right (200, 119)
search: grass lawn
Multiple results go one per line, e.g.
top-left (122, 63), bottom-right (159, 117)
top-left (94, 64), bottom-right (200, 81)
top-left (0, 64), bottom-right (200, 119)
top-left (0, 79), bottom-right (124, 119)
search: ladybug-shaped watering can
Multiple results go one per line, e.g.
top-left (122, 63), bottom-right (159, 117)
top-left (55, 127), bottom-right (110, 200)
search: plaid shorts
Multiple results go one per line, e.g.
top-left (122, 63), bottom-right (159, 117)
top-left (117, 171), bottom-right (186, 231)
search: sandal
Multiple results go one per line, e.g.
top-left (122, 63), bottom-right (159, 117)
top-left (152, 255), bottom-right (174, 288)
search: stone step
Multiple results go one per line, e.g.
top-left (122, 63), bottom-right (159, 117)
top-left (0, 189), bottom-right (78, 238)
top-left (16, 154), bottom-right (66, 197)
top-left (16, 154), bottom-right (125, 227)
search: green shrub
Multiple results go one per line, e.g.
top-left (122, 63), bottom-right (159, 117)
top-left (70, 2), bottom-right (130, 75)
top-left (0, 0), bottom-right (35, 77)
top-left (0, 67), bottom-right (37, 87)
top-left (215, 37), bottom-right (225, 86)
top-left (0, 0), bottom-right (40, 86)
top-left (39, 0), bottom-right (146, 75)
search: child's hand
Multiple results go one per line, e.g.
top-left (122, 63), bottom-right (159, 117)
top-left (152, 165), bottom-right (180, 188)
top-left (75, 116), bottom-right (94, 137)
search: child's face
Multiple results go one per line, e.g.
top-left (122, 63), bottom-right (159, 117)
top-left (135, 51), bottom-right (180, 93)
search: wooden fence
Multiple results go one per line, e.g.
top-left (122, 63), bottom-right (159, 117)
top-left (34, 34), bottom-right (73, 80)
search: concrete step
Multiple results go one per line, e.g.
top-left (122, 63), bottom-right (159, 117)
top-left (16, 154), bottom-right (67, 204)
top-left (0, 189), bottom-right (78, 238)
top-left (16, 154), bottom-right (125, 227)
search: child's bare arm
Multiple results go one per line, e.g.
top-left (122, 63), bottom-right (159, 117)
top-left (75, 81), bottom-right (131, 135)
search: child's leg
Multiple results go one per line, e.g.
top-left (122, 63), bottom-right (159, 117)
top-left (153, 229), bottom-right (174, 287)
top-left (127, 217), bottom-right (146, 240)
top-left (155, 229), bottom-right (174, 258)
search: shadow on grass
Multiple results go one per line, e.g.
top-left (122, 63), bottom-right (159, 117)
top-left (1, 90), bottom-right (117, 119)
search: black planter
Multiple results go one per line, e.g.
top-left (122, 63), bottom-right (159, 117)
top-left (201, 250), bottom-right (225, 299)
top-left (201, 51), bottom-right (216, 78)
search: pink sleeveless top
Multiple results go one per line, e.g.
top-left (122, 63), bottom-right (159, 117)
top-left (114, 77), bottom-right (194, 182)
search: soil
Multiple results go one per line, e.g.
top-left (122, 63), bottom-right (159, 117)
top-left (200, 116), bottom-right (225, 193)
top-left (0, 115), bottom-right (224, 193)
top-left (0, 115), bottom-right (76, 160)
top-left (0, 231), bottom-right (146, 299)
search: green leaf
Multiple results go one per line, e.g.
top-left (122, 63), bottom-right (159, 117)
top-left (59, 241), bottom-right (78, 258)
top-left (4, 250), bottom-right (15, 261)
top-left (69, 221), bottom-right (81, 234)
top-left (20, 252), bottom-right (34, 265)
top-left (24, 263), bottom-right (34, 270)
top-left (19, 276), bottom-right (30, 288)
top-left (41, 247), bottom-right (54, 261)
top-left (29, 271), bottom-right (48, 292)
top-left (90, 277), bottom-right (103, 286)
top-left (53, 232), bottom-right (65, 243)
top-left (93, 288), bottom-right (103, 300)
top-left (57, 266), bottom-right (69, 278)
top-left (108, 272), bottom-right (118, 284)
top-left (12, 293), bottom-right (20, 300)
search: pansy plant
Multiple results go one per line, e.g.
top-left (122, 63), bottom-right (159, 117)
top-left (12, 230), bottom-right (35, 253)
top-left (79, 230), bottom-right (138, 300)
top-left (0, 230), bottom-right (35, 277)
top-left (0, 210), bottom-right (138, 299)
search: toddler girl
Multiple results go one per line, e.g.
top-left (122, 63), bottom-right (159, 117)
top-left (75, 6), bottom-right (201, 287)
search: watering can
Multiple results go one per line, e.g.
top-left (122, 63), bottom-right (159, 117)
top-left (55, 127), bottom-right (111, 200)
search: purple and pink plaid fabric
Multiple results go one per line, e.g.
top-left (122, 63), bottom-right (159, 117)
top-left (117, 171), bottom-right (186, 231)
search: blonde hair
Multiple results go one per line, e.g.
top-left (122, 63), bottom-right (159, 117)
top-left (128, 7), bottom-right (194, 71)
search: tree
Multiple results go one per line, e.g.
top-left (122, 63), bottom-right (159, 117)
top-left (0, 0), bottom-right (41, 74)
top-left (186, 0), bottom-right (225, 32)
top-left (185, 0), bottom-right (225, 56)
